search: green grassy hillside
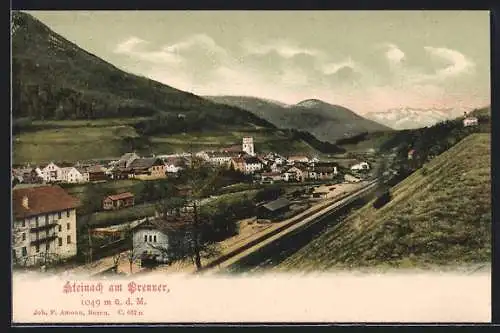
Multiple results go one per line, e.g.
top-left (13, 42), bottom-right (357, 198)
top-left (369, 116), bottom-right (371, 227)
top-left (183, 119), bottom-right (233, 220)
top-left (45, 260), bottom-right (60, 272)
top-left (279, 133), bottom-right (491, 270)
top-left (13, 120), bottom-right (322, 164)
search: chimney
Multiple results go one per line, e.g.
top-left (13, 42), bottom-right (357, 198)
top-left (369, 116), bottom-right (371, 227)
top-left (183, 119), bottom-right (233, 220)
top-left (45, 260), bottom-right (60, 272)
top-left (22, 195), bottom-right (29, 209)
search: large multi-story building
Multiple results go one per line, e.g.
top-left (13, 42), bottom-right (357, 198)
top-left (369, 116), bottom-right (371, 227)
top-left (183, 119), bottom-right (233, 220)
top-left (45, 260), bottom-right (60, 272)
top-left (12, 185), bottom-right (80, 267)
top-left (242, 137), bottom-right (255, 156)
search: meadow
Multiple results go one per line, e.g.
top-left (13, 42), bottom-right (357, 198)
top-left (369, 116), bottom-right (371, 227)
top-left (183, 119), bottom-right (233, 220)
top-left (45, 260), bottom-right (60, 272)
top-left (278, 133), bottom-right (491, 270)
top-left (13, 119), bottom-right (320, 164)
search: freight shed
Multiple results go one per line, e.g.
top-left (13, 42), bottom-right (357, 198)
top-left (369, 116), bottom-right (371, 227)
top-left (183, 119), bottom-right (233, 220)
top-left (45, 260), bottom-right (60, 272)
top-left (256, 197), bottom-right (291, 220)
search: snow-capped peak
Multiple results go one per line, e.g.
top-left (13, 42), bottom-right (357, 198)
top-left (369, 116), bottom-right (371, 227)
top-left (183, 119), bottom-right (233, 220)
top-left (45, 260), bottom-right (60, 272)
top-left (365, 107), bottom-right (466, 130)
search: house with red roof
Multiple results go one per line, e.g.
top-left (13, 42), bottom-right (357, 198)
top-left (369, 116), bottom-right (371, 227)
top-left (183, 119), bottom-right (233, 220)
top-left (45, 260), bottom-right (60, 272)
top-left (12, 185), bottom-right (80, 266)
top-left (102, 192), bottom-right (135, 211)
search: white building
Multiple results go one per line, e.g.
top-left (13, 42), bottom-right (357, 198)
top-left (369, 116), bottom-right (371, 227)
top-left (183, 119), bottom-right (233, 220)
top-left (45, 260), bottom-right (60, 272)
top-left (60, 167), bottom-right (86, 183)
top-left (165, 163), bottom-right (182, 174)
top-left (40, 162), bottom-right (63, 182)
top-left (12, 185), bottom-right (79, 267)
top-left (287, 155), bottom-right (310, 164)
top-left (242, 137), bottom-right (255, 156)
top-left (463, 117), bottom-right (479, 127)
top-left (260, 172), bottom-right (282, 184)
top-left (243, 156), bottom-right (263, 174)
top-left (195, 151), bottom-right (210, 161)
top-left (275, 156), bottom-right (286, 165)
top-left (207, 152), bottom-right (234, 168)
top-left (270, 162), bottom-right (283, 173)
top-left (162, 157), bottom-right (187, 174)
top-left (281, 171), bottom-right (297, 182)
top-left (350, 162), bottom-right (370, 171)
top-left (131, 219), bottom-right (170, 264)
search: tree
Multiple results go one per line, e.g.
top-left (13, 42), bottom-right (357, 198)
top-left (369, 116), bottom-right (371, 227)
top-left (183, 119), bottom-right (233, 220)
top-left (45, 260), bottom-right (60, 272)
top-left (81, 183), bottom-right (108, 215)
top-left (155, 158), bottom-right (222, 270)
top-left (126, 249), bottom-right (136, 274)
top-left (255, 185), bottom-right (284, 203)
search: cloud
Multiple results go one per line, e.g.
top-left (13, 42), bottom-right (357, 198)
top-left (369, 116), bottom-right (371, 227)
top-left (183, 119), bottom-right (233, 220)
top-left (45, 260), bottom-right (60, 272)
top-left (423, 46), bottom-right (475, 78)
top-left (376, 43), bottom-right (476, 89)
top-left (114, 36), bottom-right (146, 54)
top-left (322, 58), bottom-right (357, 75)
top-left (113, 33), bottom-right (230, 67)
top-left (113, 36), bottom-right (183, 64)
top-left (112, 34), bottom-right (486, 114)
top-left (242, 39), bottom-right (322, 59)
top-left (385, 43), bottom-right (405, 65)
top-left (399, 46), bottom-right (476, 85)
top-left (163, 34), bottom-right (228, 57)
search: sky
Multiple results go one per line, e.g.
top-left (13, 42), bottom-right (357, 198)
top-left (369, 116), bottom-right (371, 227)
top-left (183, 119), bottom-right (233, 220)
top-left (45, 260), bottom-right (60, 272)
top-left (26, 10), bottom-right (490, 115)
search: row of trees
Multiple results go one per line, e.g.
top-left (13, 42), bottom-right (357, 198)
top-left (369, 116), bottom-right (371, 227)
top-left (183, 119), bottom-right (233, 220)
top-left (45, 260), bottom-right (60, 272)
top-left (380, 118), bottom-right (487, 178)
top-left (372, 115), bottom-right (491, 197)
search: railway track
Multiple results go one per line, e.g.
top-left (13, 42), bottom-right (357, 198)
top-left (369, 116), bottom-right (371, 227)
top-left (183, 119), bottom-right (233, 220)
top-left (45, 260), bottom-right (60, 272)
top-left (198, 180), bottom-right (379, 273)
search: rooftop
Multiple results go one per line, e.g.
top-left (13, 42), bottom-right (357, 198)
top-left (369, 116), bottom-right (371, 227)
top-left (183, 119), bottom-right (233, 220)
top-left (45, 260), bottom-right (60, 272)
top-left (119, 152), bottom-right (140, 161)
top-left (128, 158), bottom-right (163, 170)
top-left (105, 192), bottom-right (134, 201)
top-left (207, 151), bottom-right (235, 158)
top-left (133, 217), bottom-right (193, 233)
top-left (243, 156), bottom-right (262, 164)
top-left (261, 197), bottom-right (291, 212)
top-left (13, 185), bottom-right (80, 219)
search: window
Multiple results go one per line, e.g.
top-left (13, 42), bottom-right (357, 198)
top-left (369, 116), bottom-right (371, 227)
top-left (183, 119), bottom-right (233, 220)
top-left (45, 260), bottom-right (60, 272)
top-left (154, 235), bottom-right (157, 243)
top-left (66, 210), bottom-right (70, 218)
top-left (58, 238), bottom-right (62, 246)
top-left (67, 235), bottom-right (71, 244)
top-left (35, 245), bottom-right (40, 253)
top-left (58, 212), bottom-right (62, 219)
top-left (22, 247), bottom-right (27, 256)
top-left (149, 235), bottom-right (153, 242)
top-left (144, 235), bottom-right (148, 242)
top-left (12, 249), bottom-right (16, 259)
top-left (45, 214), bottom-right (49, 222)
top-left (22, 219), bottom-right (26, 227)
top-left (35, 216), bottom-right (39, 226)
top-left (46, 243), bottom-right (50, 252)
top-left (67, 223), bottom-right (70, 231)
top-left (58, 225), bottom-right (62, 232)
top-left (22, 233), bottom-right (26, 241)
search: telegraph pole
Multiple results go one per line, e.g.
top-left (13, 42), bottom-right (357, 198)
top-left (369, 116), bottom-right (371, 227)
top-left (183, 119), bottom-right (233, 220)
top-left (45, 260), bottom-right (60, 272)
top-left (87, 226), bottom-right (93, 265)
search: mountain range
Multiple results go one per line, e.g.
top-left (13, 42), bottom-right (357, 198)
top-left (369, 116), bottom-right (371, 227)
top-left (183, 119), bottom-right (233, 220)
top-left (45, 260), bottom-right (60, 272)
top-left (363, 107), bottom-right (468, 130)
top-left (205, 96), bottom-right (392, 143)
top-left (12, 11), bottom-right (354, 163)
top-left (14, 10), bottom-right (476, 155)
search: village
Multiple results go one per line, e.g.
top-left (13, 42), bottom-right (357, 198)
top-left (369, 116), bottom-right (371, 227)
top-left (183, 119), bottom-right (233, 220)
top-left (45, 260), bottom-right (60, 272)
top-left (12, 136), bottom-right (374, 274)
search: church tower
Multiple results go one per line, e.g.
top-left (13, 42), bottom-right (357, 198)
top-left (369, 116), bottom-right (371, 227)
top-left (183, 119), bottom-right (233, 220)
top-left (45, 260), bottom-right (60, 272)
top-left (242, 137), bottom-right (255, 156)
